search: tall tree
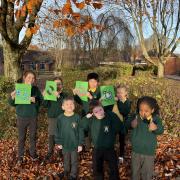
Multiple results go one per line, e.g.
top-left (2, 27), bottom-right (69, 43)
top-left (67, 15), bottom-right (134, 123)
top-left (0, 0), bottom-right (103, 80)
top-left (121, 0), bottom-right (180, 77)
top-left (0, 0), bottom-right (43, 80)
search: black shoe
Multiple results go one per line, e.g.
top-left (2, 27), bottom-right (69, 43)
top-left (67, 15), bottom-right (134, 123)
top-left (57, 171), bottom-right (69, 179)
top-left (68, 176), bottom-right (77, 180)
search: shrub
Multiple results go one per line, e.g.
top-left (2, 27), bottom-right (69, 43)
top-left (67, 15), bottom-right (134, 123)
top-left (105, 76), bottom-right (180, 137)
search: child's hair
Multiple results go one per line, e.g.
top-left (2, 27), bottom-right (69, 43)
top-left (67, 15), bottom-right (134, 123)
top-left (62, 96), bottom-right (75, 105)
top-left (89, 100), bottom-right (102, 113)
top-left (116, 84), bottom-right (128, 97)
top-left (137, 96), bottom-right (160, 115)
top-left (116, 84), bottom-right (127, 90)
top-left (53, 76), bottom-right (63, 82)
top-left (17, 70), bottom-right (36, 83)
top-left (87, 72), bottom-right (99, 82)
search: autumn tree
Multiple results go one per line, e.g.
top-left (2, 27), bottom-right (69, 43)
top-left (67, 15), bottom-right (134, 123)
top-left (0, 0), bottom-right (104, 80)
top-left (0, 0), bottom-right (43, 80)
top-left (120, 0), bottom-right (180, 77)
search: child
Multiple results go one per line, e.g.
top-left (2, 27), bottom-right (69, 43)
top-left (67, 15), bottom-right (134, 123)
top-left (8, 70), bottom-right (43, 164)
top-left (42, 77), bottom-right (67, 161)
top-left (126, 96), bottom-right (164, 180)
top-left (113, 84), bottom-right (131, 163)
top-left (73, 72), bottom-right (101, 117)
top-left (80, 100), bottom-right (125, 180)
top-left (55, 97), bottom-right (83, 180)
top-left (73, 72), bottom-right (101, 150)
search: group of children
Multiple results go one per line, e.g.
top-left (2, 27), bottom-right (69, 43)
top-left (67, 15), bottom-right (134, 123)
top-left (9, 70), bottom-right (164, 180)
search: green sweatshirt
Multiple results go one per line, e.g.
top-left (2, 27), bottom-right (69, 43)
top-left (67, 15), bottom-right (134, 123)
top-left (74, 87), bottom-right (101, 116)
top-left (117, 99), bottom-right (131, 119)
top-left (55, 113), bottom-right (83, 152)
top-left (126, 114), bottom-right (164, 155)
top-left (80, 111), bottom-right (125, 149)
top-left (8, 85), bottom-right (43, 118)
top-left (42, 92), bottom-right (67, 118)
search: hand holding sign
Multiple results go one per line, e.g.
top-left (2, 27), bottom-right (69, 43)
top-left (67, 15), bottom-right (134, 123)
top-left (75, 81), bottom-right (88, 102)
top-left (100, 86), bottom-right (115, 106)
top-left (44, 81), bottom-right (57, 101)
top-left (15, 83), bottom-right (31, 104)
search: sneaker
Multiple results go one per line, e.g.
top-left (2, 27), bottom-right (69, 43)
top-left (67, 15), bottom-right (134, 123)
top-left (68, 176), bottom-right (77, 180)
top-left (118, 156), bottom-right (124, 164)
top-left (57, 171), bottom-right (69, 179)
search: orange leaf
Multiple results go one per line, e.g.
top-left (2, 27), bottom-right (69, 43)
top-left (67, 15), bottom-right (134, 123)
top-left (65, 26), bottom-right (75, 37)
top-left (92, 2), bottom-right (103, 9)
top-left (72, 12), bottom-right (81, 21)
top-left (25, 28), bottom-right (32, 38)
top-left (83, 21), bottom-right (94, 30)
top-left (75, 2), bottom-right (85, 9)
top-left (62, 2), bottom-right (72, 15)
top-left (53, 20), bottom-right (60, 28)
top-left (21, 5), bottom-right (27, 17)
top-left (15, 10), bottom-right (21, 19)
top-left (61, 19), bottom-right (73, 27)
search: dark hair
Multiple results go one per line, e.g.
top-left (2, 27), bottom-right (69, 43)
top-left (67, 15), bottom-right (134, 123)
top-left (89, 100), bottom-right (102, 113)
top-left (87, 72), bottom-right (99, 82)
top-left (53, 76), bottom-right (63, 82)
top-left (137, 96), bottom-right (160, 115)
top-left (17, 70), bottom-right (36, 83)
top-left (62, 96), bottom-right (75, 104)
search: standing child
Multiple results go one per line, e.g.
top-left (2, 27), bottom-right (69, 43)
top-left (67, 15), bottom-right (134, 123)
top-left (113, 84), bottom-right (131, 163)
top-left (73, 72), bottom-right (101, 117)
top-left (126, 96), bottom-right (164, 180)
top-left (8, 70), bottom-right (43, 164)
top-left (55, 97), bottom-right (83, 180)
top-left (73, 72), bottom-right (101, 150)
top-left (80, 100), bottom-right (125, 180)
top-left (42, 77), bottom-right (67, 161)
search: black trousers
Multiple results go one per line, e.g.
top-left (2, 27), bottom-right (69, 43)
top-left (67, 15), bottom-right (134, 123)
top-left (119, 133), bottom-right (125, 157)
top-left (17, 117), bottom-right (37, 159)
top-left (92, 148), bottom-right (120, 180)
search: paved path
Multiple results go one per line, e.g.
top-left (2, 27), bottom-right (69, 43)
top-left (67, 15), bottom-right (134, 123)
top-left (165, 75), bottom-right (180, 81)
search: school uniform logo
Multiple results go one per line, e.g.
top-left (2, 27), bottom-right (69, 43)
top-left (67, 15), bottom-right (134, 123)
top-left (72, 122), bottom-right (77, 129)
top-left (104, 126), bottom-right (109, 133)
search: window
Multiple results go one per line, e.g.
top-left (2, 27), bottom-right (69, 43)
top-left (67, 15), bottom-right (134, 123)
top-left (40, 63), bottom-right (45, 70)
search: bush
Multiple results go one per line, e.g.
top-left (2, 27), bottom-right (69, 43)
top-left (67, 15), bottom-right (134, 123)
top-left (105, 76), bottom-right (180, 137)
top-left (0, 76), bottom-right (14, 99)
top-left (114, 62), bottom-right (133, 76)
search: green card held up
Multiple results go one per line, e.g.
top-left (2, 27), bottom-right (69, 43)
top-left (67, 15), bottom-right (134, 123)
top-left (44, 81), bottom-right (57, 101)
top-left (75, 81), bottom-right (88, 102)
top-left (15, 83), bottom-right (31, 104)
top-left (100, 85), bottom-right (115, 106)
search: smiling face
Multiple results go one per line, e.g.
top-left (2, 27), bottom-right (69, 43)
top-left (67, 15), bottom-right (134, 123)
top-left (92, 106), bottom-right (105, 119)
top-left (139, 103), bottom-right (154, 119)
top-left (116, 87), bottom-right (127, 100)
top-left (88, 79), bottom-right (98, 89)
top-left (62, 99), bottom-right (75, 114)
top-left (23, 73), bottom-right (35, 85)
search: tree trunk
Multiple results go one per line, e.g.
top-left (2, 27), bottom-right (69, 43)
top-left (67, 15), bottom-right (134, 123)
top-left (2, 40), bottom-right (22, 81)
top-left (157, 61), bottom-right (164, 78)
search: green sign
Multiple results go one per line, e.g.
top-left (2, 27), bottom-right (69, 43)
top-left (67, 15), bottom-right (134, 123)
top-left (100, 85), bottom-right (115, 106)
top-left (44, 81), bottom-right (57, 101)
top-left (75, 81), bottom-right (88, 102)
top-left (15, 83), bottom-right (31, 104)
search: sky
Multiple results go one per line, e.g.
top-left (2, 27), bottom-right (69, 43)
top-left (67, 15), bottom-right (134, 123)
top-left (18, 0), bottom-right (180, 54)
